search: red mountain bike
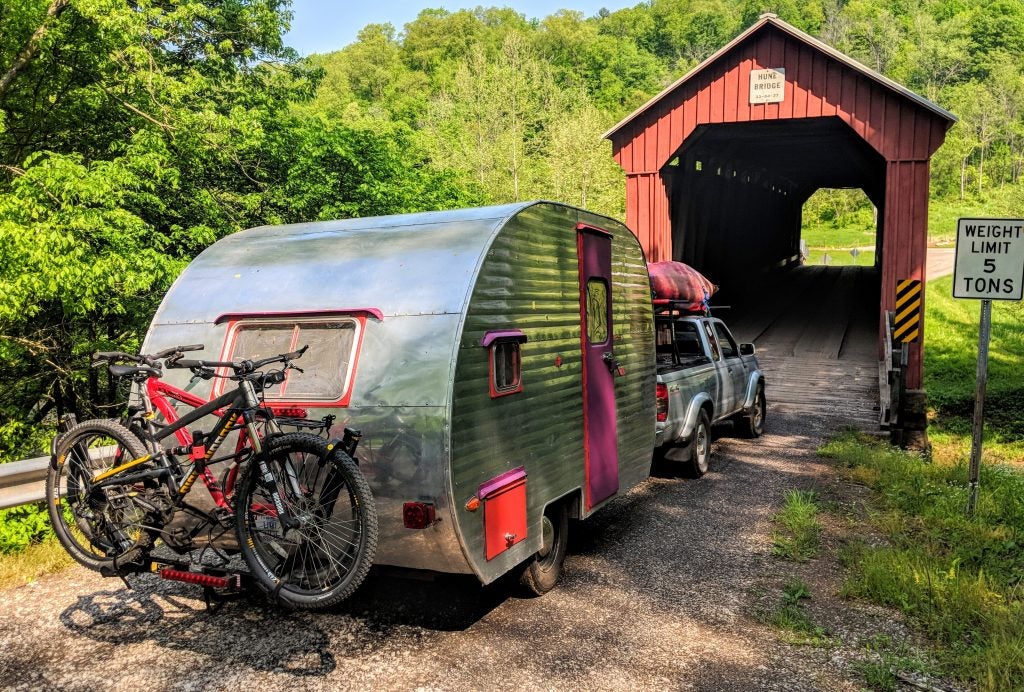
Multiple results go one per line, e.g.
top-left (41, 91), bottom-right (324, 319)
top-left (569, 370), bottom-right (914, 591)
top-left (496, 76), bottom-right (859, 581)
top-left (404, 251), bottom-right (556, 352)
top-left (46, 345), bottom-right (378, 610)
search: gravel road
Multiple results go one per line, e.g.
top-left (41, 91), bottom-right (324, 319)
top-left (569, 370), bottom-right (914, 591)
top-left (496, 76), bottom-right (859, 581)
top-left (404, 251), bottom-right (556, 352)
top-left (0, 407), bottom-right (915, 691)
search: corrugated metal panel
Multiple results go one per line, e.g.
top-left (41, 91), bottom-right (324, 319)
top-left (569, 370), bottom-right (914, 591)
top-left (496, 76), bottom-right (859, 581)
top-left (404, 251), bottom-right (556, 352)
top-left (449, 203), bottom-right (654, 583)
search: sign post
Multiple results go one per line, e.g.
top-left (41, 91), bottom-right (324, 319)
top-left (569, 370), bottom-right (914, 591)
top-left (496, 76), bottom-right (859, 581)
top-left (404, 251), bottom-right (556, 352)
top-left (952, 218), bottom-right (1024, 516)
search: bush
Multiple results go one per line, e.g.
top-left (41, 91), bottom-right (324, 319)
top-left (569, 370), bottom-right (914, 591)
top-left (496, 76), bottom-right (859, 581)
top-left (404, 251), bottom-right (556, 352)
top-left (0, 503), bottom-right (53, 554)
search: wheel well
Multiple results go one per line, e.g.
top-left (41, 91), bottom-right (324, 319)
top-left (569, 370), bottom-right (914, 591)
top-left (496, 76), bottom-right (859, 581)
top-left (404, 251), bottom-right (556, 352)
top-left (701, 401), bottom-right (714, 421)
top-left (554, 490), bottom-right (583, 521)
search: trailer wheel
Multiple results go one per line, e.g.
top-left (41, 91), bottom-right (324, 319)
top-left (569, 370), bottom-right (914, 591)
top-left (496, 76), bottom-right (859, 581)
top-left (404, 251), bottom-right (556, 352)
top-left (519, 502), bottom-right (568, 596)
top-left (687, 410), bottom-right (712, 477)
top-left (736, 385), bottom-right (766, 438)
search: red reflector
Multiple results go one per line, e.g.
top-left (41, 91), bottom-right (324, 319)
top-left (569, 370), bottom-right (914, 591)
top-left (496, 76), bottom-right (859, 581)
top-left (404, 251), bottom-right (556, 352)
top-left (656, 383), bottom-right (668, 422)
top-left (272, 406), bottom-right (308, 419)
top-left (159, 568), bottom-right (232, 589)
top-left (403, 501), bottom-right (436, 529)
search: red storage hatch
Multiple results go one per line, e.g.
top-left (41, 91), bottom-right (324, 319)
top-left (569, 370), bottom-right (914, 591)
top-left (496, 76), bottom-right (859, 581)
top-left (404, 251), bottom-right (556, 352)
top-left (480, 467), bottom-right (527, 561)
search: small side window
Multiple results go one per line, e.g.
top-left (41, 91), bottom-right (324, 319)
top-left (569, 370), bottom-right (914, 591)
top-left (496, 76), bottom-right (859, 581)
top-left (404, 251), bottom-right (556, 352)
top-left (482, 330), bottom-right (527, 399)
top-left (703, 322), bottom-right (721, 361)
top-left (491, 341), bottom-right (522, 397)
top-left (713, 322), bottom-right (739, 359)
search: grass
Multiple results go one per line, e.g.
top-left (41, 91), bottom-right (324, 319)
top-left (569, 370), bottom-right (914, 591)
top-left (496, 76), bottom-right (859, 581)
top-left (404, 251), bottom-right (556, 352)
top-left (763, 578), bottom-right (832, 646)
top-left (928, 187), bottom-right (1024, 247)
top-left (771, 489), bottom-right (822, 561)
top-left (923, 275), bottom-right (1024, 460)
top-left (805, 249), bottom-right (876, 266)
top-left (822, 432), bottom-right (1024, 690)
top-left (0, 537), bottom-right (73, 590)
top-left (851, 634), bottom-right (936, 692)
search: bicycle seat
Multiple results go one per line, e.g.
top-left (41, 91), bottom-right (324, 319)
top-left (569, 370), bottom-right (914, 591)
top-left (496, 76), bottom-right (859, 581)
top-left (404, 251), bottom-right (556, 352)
top-left (109, 364), bottom-right (161, 378)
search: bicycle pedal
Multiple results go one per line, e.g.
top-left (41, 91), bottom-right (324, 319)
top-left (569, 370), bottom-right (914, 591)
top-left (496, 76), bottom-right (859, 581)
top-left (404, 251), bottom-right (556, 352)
top-left (214, 508), bottom-right (235, 527)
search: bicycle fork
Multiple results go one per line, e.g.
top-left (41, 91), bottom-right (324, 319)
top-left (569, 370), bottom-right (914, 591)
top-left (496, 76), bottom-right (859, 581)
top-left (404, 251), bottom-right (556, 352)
top-left (238, 382), bottom-right (302, 532)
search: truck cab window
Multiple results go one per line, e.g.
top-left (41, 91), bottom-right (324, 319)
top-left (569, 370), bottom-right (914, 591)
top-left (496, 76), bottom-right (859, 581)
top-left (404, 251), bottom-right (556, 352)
top-left (713, 323), bottom-right (739, 359)
top-left (673, 322), bottom-right (709, 364)
top-left (702, 322), bottom-right (721, 361)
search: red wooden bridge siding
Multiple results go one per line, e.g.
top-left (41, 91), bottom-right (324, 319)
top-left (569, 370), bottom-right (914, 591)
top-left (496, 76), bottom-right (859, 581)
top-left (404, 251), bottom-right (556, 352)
top-left (607, 15), bottom-right (955, 389)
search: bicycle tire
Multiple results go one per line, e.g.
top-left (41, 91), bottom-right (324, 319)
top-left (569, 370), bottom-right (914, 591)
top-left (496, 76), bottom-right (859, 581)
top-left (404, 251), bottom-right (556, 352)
top-left (46, 418), bottom-right (155, 572)
top-left (235, 433), bottom-right (378, 610)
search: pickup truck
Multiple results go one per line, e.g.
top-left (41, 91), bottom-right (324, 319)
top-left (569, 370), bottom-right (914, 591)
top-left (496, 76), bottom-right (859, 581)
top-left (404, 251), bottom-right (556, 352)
top-left (653, 307), bottom-right (766, 476)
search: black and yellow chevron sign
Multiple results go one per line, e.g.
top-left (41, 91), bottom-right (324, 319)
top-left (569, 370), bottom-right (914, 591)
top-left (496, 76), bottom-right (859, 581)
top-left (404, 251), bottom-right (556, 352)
top-left (894, 279), bottom-right (922, 343)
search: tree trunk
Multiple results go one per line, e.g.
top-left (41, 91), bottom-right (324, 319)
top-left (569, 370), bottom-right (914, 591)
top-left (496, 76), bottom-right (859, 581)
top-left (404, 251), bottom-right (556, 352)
top-left (960, 157), bottom-right (967, 200)
top-left (978, 147), bottom-right (985, 195)
top-left (0, 0), bottom-right (70, 99)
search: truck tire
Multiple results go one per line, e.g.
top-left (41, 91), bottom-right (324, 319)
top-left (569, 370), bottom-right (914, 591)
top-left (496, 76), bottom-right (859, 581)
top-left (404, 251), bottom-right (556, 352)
top-left (687, 410), bottom-right (712, 477)
top-left (736, 385), bottom-right (766, 438)
top-left (519, 502), bottom-right (569, 596)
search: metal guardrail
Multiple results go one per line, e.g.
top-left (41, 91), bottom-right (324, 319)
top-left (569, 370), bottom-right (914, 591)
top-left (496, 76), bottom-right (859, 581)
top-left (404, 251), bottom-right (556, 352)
top-left (0, 455), bottom-right (49, 510)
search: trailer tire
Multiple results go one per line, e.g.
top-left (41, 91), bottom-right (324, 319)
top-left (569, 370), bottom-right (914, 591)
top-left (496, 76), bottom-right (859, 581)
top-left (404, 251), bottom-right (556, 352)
top-left (686, 410), bottom-right (712, 477)
top-left (519, 502), bottom-right (568, 596)
top-left (736, 385), bottom-right (766, 438)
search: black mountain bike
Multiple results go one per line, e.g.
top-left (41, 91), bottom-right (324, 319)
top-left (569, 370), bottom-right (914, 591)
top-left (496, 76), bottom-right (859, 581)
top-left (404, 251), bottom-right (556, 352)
top-left (46, 346), bottom-right (377, 610)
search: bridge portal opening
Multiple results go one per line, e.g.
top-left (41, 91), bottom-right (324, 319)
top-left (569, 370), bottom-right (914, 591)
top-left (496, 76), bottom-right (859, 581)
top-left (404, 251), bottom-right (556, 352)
top-left (800, 188), bottom-right (878, 268)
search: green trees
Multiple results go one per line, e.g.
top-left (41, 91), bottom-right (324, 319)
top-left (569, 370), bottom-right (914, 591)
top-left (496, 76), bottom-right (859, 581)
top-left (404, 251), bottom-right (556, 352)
top-left (0, 0), bottom-right (474, 463)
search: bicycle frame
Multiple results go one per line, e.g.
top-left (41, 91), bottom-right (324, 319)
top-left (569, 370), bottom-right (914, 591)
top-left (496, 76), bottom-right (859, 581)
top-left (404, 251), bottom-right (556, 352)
top-left (91, 383), bottom-right (264, 506)
top-left (142, 377), bottom-right (272, 509)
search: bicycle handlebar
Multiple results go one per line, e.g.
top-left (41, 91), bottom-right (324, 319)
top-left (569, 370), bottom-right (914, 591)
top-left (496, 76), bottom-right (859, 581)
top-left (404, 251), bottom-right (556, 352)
top-left (167, 345), bottom-right (308, 376)
top-left (92, 344), bottom-right (205, 369)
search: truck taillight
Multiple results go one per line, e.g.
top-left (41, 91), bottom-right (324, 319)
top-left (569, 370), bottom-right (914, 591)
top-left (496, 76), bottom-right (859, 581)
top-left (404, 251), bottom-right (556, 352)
top-left (656, 383), bottom-right (668, 422)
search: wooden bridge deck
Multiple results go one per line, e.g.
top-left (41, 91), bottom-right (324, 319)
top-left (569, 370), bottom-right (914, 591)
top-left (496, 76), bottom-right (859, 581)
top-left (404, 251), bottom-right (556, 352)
top-left (722, 265), bottom-right (881, 429)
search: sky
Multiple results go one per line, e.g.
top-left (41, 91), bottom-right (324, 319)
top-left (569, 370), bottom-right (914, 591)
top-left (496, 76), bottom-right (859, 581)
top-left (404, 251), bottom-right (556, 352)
top-left (283, 0), bottom-right (641, 55)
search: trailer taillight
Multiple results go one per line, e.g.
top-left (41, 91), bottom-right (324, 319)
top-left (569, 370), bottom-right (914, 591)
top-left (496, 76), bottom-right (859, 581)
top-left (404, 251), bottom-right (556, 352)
top-left (403, 502), bottom-right (436, 529)
top-left (656, 383), bottom-right (668, 422)
top-left (272, 406), bottom-right (308, 419)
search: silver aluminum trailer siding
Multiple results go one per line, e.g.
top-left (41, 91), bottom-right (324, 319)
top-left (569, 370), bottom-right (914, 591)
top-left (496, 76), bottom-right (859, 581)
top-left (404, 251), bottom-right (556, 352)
top-left (142, 201), bottom-right (655, 586)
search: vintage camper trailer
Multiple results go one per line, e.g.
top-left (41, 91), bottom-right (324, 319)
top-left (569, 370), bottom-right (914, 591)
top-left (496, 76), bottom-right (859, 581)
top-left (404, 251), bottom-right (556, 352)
top-left (142, 201), bottom-right (656, 592)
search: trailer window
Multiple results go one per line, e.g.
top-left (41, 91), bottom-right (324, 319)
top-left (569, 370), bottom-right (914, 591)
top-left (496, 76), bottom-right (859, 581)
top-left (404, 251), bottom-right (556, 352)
top-left (490, 340), bottom-right (522, 398)
top-left (225, 318), bottom-right (360, 402)
top-left (585, 278), bottom-right (609, 344)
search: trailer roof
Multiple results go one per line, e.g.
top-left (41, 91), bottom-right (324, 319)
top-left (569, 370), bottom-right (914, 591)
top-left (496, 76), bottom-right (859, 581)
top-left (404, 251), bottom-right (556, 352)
top-left (152, 203), bottom-right (533, 326)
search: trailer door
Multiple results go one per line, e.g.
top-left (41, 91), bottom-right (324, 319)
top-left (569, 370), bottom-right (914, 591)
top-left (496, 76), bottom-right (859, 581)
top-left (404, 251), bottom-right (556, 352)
top-left (577, 224), bottom-right (619, 509)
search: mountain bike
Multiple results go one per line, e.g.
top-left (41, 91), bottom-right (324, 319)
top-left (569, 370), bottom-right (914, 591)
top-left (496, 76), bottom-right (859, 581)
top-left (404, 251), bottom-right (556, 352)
top-left (47, 346), bottom-right (377, 610)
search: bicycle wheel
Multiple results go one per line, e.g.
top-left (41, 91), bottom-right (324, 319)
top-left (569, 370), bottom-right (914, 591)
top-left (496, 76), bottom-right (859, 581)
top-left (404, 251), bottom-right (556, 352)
top-left (46, 418), bottom-right (154, 572)
top-left (235, 433), bottom-right (378, 610)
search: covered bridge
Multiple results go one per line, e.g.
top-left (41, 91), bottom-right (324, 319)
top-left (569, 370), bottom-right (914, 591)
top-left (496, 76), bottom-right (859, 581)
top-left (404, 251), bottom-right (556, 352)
top-left (605, 13), bottom-right (956, 393)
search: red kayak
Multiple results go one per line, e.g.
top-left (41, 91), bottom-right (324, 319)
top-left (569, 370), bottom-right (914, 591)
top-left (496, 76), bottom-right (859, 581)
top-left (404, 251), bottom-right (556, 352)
top-left (648, 261), bottom-right (717, 314)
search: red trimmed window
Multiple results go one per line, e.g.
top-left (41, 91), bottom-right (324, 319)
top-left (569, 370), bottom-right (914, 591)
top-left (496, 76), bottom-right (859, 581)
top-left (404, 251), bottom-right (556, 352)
top-left (482, 329), bottom-right (527, 399)
top-left (218, 316), bottom-right (365, 406)
top-left (490, 340), bottom-right (522, 398)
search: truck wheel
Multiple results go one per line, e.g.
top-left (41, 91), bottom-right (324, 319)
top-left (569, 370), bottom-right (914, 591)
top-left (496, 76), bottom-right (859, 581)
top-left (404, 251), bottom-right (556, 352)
top-left (737, 385), bottom-right (766, 438)
top-left (687, 410), bottom-right (711, 477)
top-left (519, 502), bottom-right (568, 596)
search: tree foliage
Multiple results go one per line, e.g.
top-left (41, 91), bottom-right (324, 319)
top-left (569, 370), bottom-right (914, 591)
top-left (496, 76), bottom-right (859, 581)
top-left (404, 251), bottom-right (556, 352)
top-left (0, 0), bottom-right (474, 463)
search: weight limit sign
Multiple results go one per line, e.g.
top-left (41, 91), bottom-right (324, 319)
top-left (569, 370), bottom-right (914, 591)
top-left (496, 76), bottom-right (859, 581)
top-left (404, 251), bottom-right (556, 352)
top-left (953, 218), bottom-right (1024, 301)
